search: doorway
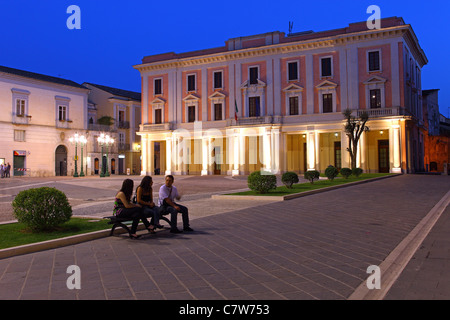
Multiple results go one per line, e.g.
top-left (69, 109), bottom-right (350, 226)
top-left (378, 140), bottom-right (389, 173)
top-left (212, 146), bottom-right (221, 175)
top-left (154, 142), bottom-right (161, 175)
top-left (111, 159), bottom-right (116, 175)
top-left (94, 158), bottom-right (99, 175)
top-left (102, 156), bottom-right (107, 175)
top-left (55, 145), bottom-right (67, 176)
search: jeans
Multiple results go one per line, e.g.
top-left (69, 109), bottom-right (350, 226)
top-left (159, 203), bottom-right (190, 230)
top-left (116, 207), bottom-right (150, 234)
top-left (143, 205), bottom-right (160, 226)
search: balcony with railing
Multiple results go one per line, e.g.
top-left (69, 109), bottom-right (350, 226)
top-left (356, 107), bottom-right (410, 118)
top-left (88, 123), bottom-right (117, 132)
top-left (12, 113), bottom-right (32, 125)
top-left (56, 119), bottom-right (73, 129)
top-left (118, 143), bottom-right (131, 152)
top-left (117, 121), bottom-right (130, 129)
top-left (141, 122), bottom-right (173, 131)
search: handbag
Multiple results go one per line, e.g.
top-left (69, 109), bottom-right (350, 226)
top-left (162, 187), bottom-right (172, 207)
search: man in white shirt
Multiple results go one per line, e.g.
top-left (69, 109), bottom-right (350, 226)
top-left (158, 175), bottom-right (193, 233)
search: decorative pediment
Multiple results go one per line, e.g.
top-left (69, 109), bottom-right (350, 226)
top-left (363, 75), bottom-right (387, 85)
top-left (282, 83), bottom-right (304, 92)
top-left (151, 97), bottom-right (166, 104)
top-left (208, 91), bottom-right (226, 100)
top-left (240, 79), bottom-right (266, 89)
top-left (182, 93), bottom-right (200, 101)
top-left (316, 80), bottom-right (338, 90)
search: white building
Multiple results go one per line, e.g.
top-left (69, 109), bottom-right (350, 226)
top-left (0, 65), bottom-right (89, 177)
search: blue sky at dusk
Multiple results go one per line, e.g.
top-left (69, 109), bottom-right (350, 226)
top-left (0, 0), bottom-right (449, 116)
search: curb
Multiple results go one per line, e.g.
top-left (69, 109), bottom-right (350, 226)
top-left (212, 174), bottom-right (401, 201)
top-left (0, 218), bottom-right (150, 260)
top-left (0, 228), bottom-right (111, 260)
top-left (348, 188), bottom-right (450, 300)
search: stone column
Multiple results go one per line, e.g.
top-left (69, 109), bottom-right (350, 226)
top-left (165, 137), bottom-right (172, 175)
top-left (391, 123), bottom-right (402, 173)
top-left (307, 130), bottom-right (316, 171)
top-left (140, 135), bottom-right (148, 176)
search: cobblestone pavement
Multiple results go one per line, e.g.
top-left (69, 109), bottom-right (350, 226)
top-left (385, 204), bottom-right (450, 300)
top-left (0, 174), bottom-right (449, 300)
top-left (0, 175), bottom-right (254, 222)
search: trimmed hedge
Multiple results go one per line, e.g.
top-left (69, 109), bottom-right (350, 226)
top-left (340, 168), bottom-right (352, 179)
top-left (325, 165), bottom-right (339, 181)
top-left (304, 170), bottom-right (320, 184)
top-left (281, 171), bottom-right (299, 189)
top-left (12, 187), bottom-right (72, 232)
top-left (247, 171), bottom-right (277, 194)
top-left (352, 167), bottom-right (363, 177)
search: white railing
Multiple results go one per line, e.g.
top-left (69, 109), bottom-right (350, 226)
top-left (356, 107), bottom-right (408, 118)
top-left (142, 123), bottom-right (172, 131)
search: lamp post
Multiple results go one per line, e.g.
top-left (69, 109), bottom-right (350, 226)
top-left (69, 133), bottom-right (87, 178)
top-left (69, 133), bottom-right (79, 177)
top-left (79, 135), bottom-right (87, 177)
top-left (98, 133), bottom-right (114, 178)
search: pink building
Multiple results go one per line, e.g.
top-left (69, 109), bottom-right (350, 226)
top-left (134, 17), bottom-right (427, 176)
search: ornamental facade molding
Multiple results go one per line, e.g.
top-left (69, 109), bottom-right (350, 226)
top-left (134, 26), bottom-right (417, 73)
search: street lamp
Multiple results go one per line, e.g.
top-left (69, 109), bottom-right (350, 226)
top-left (98, 133), bottom-right (114, 177)
top-left (78, 135), bottom-right (87, 177)
top-left (69, 133), bottom-right (86, 177)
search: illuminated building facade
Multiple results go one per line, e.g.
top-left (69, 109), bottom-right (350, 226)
top-left (134, 17), bottom-right (427, 176)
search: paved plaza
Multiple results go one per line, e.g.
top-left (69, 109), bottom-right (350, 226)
top-left (0, 174), bottom-right (449, 301)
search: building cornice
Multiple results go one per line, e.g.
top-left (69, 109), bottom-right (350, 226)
top-left (0, 72), bottom-right (89, 94)
top-left (134, 25), bottom-right (423, 73)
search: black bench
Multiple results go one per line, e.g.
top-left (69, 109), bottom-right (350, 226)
top-left (104, 213), bottom-right (172, 237)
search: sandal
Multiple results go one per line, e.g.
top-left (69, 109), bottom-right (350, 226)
top-left (129, 234), bottom-right (141, 239)
top-left (147, 225), bottom-right (156, 234)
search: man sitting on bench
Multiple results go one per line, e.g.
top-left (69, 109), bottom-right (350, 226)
top-left (158, 175), bottom-right (193, 233)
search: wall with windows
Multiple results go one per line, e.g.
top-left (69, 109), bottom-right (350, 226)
top-left (136, 17), bottom-right (428, 175)
top-left (0, 73), bottom-right (88, 176)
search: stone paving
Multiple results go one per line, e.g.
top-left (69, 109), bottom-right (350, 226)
top-left (0, 174), bottom-right (449, 300)
top-left (385, 204), bottom-right (450, 300)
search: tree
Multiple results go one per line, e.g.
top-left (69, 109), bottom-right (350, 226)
top-left (343, 108), bottom-right (369, 169)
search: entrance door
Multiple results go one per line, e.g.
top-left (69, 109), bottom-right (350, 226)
top-left (55, 145), bottom-right (67, 176)
top-left (378, 140), bottom-right (389, 173)
top-left (14, 154), bottom-right (25, 176)
top-left (94, 158), bottom-right (99, 175)
top-left (111, 159), bottom-right (116, 175)
top-left (118, 158), bottom-right (124, 174)
top-left (213, 147), bottom-right (221, 175)
top-left (154, 142), bottom-right (161, 175)
top-left (303, 143), bottom-right (307, 173)
top-left (102, 156), bottom-right (107, 175)
top-left (334, 142), bottom-right (342, 169)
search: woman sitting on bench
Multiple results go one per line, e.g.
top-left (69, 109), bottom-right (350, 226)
top-left (113, 178), bottom-right (152, 239)
top-left (136, 176), bottom-right (162, 233)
